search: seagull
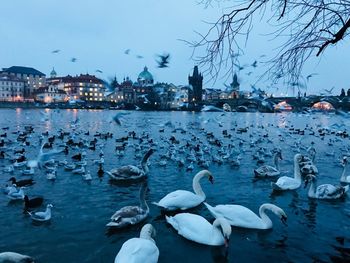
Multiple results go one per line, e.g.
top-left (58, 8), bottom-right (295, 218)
top-left (51, 49), bottom-right (60, 54)
top-left (112, 112), bottom-right (130, 125)
top-left (95, 70), bottom-right (103, 73)
top-left (70, 57), bottom-right (77, 62)
top-left (156, 53), bottom-right (170, 68)
top-left (306, 73), bottom-right (318, 81)
top-left (323, 87), bottom-right (334, 95)
top-left (136, 55), bottom-right (144, 59)
top-left (28, 204), bottom-right (53, 222)
top-left (251, 60), bottom-right (258, 68)
top-left (27, 144), bottom-right (63, 169)
top-left (124, 49), bottom-right (130, 55)
top-left (233, 63), bottom-right (245, 71)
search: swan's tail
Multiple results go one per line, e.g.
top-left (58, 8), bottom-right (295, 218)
top-left (271, 182), bottom-right (283, 191)
top-left (151, 201), bottom-right (163, 208)
top-left (165, 215), bottom-right (178, 230)
top-left (344, 185), bottom-right (349, 193)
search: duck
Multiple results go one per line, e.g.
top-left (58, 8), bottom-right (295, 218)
top-left (24, 195), bottom-right (44, 211)
top-left (107, 183), bottom-right (149, 228)
top-left (7, 187), bottom-right (25, 200)
top-left (114, 224), bottom-right (159, 263)
top-left (153, 170), bottom-right (214, 211)
top-left (82, 172), bottom-right (92, 181)
top-left (254, 150), bottom-right (282, 177)
top-left (204, 203), bottom-right (287, 229)
top-left (72, 166), bottom-right (85, 175)
top-left (28, 204), bottom-right (53, 222)
top-left (340, 157), bottom-right (350, 183)
top-left (8, 177), bottom-right (34, 187)
top-left (107, 149), bottom-right (154, 182)
top-left (271, 154), bottom-right (302, 191)
top-left (166, 213), bottom-right (231, 247)
top-left (304, 174), bottom-right (349, 199)
top-left (0, 252), bottom-right (34, 263)
top-left (46, 170), bottom-right (57, 181)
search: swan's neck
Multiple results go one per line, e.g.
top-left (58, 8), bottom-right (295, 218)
top-left (308, 179), bottom-right (316, 198)
top-left (140, 150), bottom-right (153, 174)
top-left (273, 154), bottom-right (279, 170)
top-left (294, 158), bottom-right (301, 181)
top-left (139, 184), bottom-right (149, 211)
top-left (192, 172), bottom-right (206, 198)
top-left (140, 225), bottom-right (155, 243)
top-left (340, 164), bottom-right (348, 181)
top-left (259, 204), bottom-right (273, 229)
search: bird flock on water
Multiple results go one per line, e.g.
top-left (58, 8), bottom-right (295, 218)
top-left (1, 109), bottom-right (350, 262)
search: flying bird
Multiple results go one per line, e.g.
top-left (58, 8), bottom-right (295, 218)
top-left (306, 73), bottom-right (318, 81)
top-left (136, 55), bottom-right (144, 59)
top-left (124, 49), bottom-right (131, 55)
top-left (51, 49), bottom-right (60, 54)
top-left (70, 57), bottom-right (77, 62)
top-left (251, 60), bottom-right (258, 68)
top-left (96, 70), bottom-right (103, 73)
top-left (156, 53), bottom-right (170, 68)
top-left (233, 63), bottom-right (245, 71)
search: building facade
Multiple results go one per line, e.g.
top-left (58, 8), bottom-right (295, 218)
top-left (1, 66), bottom-right (46, 99)
top-left (34, 85), bottom-right (68, 103)
top-left (0, 74), bottom-right (25, 101)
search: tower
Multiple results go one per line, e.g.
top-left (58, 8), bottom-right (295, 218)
top-left (188, 66), bottom-right (203, 102)
top-left (50, 67), bottom-right (57, 78)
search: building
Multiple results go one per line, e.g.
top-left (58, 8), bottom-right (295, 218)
top-left (34, 85), bottom-right (68, 103)
top-left (118, 77), bottom-right (136, 104)
top-left (47, 74), bottom-right (105, 102)
top-left (0, 74), bottom-right (25, 102)
top-left (137, 66), bottom-right (154, 86)
top-left (225, 73), bottom-right (240, 99)
top-left (188, 66), bottom-right (203, 103)
top-left (1, 66), bottom-right (46, 99)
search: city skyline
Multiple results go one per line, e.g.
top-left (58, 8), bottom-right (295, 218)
top-left (1, 0), bottom-right (350, 95)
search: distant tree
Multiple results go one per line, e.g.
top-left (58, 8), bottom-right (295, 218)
top-left (340, 88), bottom-right (346, 97)
top-left (347, 88), bottom-right (350, 97)
top-left (192, 1), bottom-right (350, 82)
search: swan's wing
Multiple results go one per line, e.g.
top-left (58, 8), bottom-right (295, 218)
top-left (211, 205), bottom-right (264, 229)
top-left (156, 190), bottom-right (204, 210)
top-left (111, 206), bottom-right (144, 220)
top-left (166, 213), bottom-right (220, 245)
top-left (275, 176), bottom-right (300, 189)
top-left (317, 184), bottom-right (346, 198)
top-left (110, 165), bottom-right (142, 179)
top-left (115, 238), bottom-right (159, 263)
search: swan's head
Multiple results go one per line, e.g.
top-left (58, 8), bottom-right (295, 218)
top-left (294, 154), bottom-right (303, 163)
top-left (140, 224), bottom-right (157, 241)
top-left (304, 174), bottom-right (317, 188)
top-left (214, 218), bottom-right (232, 248)
top-left (203, 170), bottom-right (214, 184)
top-left (342, 156), bottom-right (348, 167)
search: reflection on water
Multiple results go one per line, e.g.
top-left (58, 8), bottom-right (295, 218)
top-left (0, 109), bottom-right (349, 262)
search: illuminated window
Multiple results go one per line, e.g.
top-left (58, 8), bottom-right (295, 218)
top-left (79, 88), bottom-right (83, 90)
top-left (94, 88), bottom-right (97, 91)
top-left (99, 98), bottom-right (102, 101)
top-left (80, 92), bottom-right (82, 95)
top-left (89, 88), bottom-right (93, 91)
top-left (94, 93), bottom-right (97, 96)
top-left (99, 93), bottom-right (102, 97)
top-left (85, 93), bottom-right (88, 96)
top-left (89, 93), bottom-right (93, 96)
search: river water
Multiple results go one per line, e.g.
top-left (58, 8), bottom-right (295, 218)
top-left (0, 109), bottom-right (349, 262)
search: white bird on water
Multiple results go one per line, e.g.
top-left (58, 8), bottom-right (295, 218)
top-left (28, 204), bottom-right (53, 222)
top-left (115, 224), bottom-right (159, 263)
top-left (0, 252), bottom-right (34, 263)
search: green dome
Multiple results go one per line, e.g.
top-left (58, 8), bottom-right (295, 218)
top-left (138, 66), bottom-right (153, 82)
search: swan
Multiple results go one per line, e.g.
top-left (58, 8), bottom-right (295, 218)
top-left (28, 204), bottom-right (53, 222)
top-left (271, 154), bottom-right (302, 191)
top-left (254, 150), bottom-right (282, 177)
top-left (115, 224), bottom-right (159, 263)
top-left (340, 157), bottom-right (350, 183)
top-left (204, 203), bottom-right (287, 229)
top-left (166, 213), bottom-right (231, 247)
top-left (153, 170), bottom-right (214, 211)
top-left (107, 149), bottom-right (154, 181)
top-left (107, 183), bottom-right (149, 228)
top-left (0, 252), bottom-right (34, 263)
top-left (304, 174), bottom-right (349, 199)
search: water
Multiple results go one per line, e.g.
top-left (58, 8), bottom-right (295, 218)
top-left (0, 109), bottom-right (349, 262)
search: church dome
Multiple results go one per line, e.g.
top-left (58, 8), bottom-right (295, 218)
top-left (138, 66), bottom-right (153, 82)
top-left (50, 67), bottom-right (57, 78)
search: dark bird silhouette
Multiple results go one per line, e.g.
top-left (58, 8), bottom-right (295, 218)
top-left (8, 177), bottom-right (34, 187)
top-left (96, 70), bottom-right (103, 73)
top-left (24, 195), bottom-right (44, 211)
top-left (233, 63), bottom-right (245, 71)
top-left (124, 49), bottom-right (130, 55)
top-left (306, 73), bottom-right (318, 81)
top-left (70, 57), bottom-right (77, 62)
top-left (251, 60), bottom-right (258, 68)
top-left (136, 55), bottom-right (144, 59)
top-left (156, 53), bottom-right (170, 68)
top-left (51, 49), bottom-right (60, 54)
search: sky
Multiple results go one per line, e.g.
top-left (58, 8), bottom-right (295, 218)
top-left (0, 0), bottom-right (349, 95)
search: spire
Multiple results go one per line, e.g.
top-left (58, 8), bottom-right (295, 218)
top-left (193, 66), bottom-right (199, 76)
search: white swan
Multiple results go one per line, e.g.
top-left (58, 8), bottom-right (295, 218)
top-left (107, 183), bottom-right (149, 228)
top-left (115, 224), bottom-right (159, 263)
top-left (166, 213), bottom-right (231, 246)
top-left (340, 157), bottom-right (350, 183)
top-left (0, 252), bottom-right (34, 263)
top-left (271, 154), bottom-right (302, 191)
top-left (204, 203), bottom-right (287, 229)
top-left (305, 174), bottom-right (349, 199)
top-left (28, 204), bottom-right (53, 222)
top-left (107, 149), bottom-right (154, 181)
top-left (254, 151), bottom-right (282, 177)
top-left (153, 170), bottom-right (214, 211)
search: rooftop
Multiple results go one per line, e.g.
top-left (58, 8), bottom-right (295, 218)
top-left (3, 66), bottom-right (45, 77)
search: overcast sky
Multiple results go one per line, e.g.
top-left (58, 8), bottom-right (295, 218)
top-left (1, 0), bottom-right (349, 95)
